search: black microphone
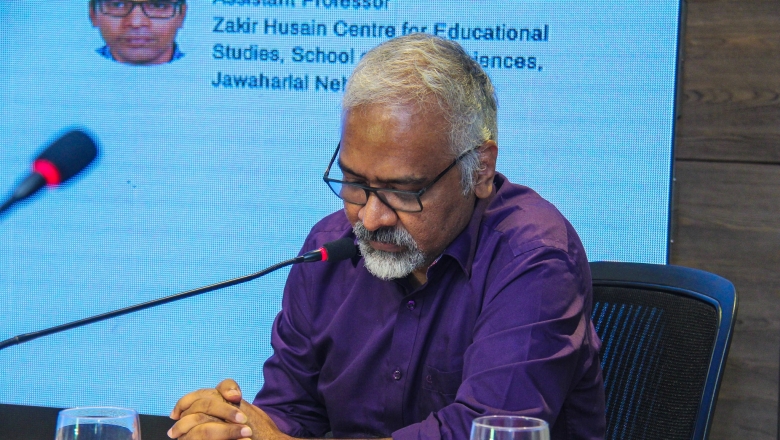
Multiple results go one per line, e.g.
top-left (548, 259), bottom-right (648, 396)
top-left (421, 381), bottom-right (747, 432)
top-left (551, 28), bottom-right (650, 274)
top-left (0, 130), bottom-right (99, 215)
top-left (300, 237), bottom-right (361, 262)
top-left (0, 237), bottom-right (357, 351)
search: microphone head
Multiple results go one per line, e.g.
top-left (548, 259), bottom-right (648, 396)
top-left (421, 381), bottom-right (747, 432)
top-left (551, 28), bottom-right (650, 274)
top-left (34, 130), bottom-right (99, 185)
top-left (321, 238), bottom-right (358, 262)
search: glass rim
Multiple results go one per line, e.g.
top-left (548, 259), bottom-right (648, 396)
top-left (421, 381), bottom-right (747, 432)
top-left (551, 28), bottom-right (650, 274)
top-left (472, 415), bottom-right (549, 431)
top-left (58, 406), bottom-right (139, 419)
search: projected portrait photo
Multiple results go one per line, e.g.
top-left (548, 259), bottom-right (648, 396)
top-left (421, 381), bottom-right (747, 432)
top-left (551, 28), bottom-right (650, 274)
top-left (89, 0), bottom-right (187, 65)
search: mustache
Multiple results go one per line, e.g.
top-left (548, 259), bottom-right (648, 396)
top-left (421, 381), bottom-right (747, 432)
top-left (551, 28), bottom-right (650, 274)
top-left (352, 221), bottom-right (418, 249)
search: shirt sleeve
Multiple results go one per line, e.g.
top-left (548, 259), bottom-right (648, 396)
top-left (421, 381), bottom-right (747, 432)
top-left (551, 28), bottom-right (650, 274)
top-left (393, 244), bottom-right (603, 440)
top-left (252, 259), bottom-right (332, 438)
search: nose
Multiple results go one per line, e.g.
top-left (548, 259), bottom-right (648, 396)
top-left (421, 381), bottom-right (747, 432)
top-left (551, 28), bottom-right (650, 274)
top-left (126, 4), bottom-right (151, 26)
top-left (358, 192), bottom-right (398, 231)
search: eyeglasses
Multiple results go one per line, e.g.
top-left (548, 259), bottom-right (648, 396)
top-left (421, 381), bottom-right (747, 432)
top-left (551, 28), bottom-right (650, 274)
top-left (323, 143), bottom-right (478, 213)
top-left (97, 1), bottom-right (183, 19)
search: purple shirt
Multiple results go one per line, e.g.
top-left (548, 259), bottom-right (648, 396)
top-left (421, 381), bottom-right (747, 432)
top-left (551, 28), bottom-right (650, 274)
top-left (254, 173), bottom-right (605, 439)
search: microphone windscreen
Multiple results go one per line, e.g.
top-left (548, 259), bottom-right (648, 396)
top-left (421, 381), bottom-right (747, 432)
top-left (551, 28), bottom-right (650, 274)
top-left (35, 130), bottom-right (99, 184)
top-left (322, 238), bottom-right (358, 262)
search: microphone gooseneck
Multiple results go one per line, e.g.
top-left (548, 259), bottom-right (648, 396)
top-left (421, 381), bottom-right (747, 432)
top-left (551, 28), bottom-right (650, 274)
top-left (0, 238), bottom-right (358, 351)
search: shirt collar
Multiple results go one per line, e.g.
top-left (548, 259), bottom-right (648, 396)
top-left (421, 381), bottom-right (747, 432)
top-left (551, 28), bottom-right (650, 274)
top-left (96, 44), bottom-right (185, 63)
top-left (439, 173), bottom-right (506, 278)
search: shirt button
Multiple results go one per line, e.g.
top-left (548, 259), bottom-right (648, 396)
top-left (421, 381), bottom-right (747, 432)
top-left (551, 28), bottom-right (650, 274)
top-left (392, 369), bottom-right (402, 380)
top-left (406, 300), bottom-right (416, 311)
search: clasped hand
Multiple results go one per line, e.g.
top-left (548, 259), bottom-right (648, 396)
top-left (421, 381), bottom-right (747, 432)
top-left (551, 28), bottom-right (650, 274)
top-left (168, 379), bottom-right (292, 440)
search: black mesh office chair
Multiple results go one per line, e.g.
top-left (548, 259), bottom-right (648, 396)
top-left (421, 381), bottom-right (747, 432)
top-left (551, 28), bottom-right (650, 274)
top-left (590, 262), bottom-right (737, 440)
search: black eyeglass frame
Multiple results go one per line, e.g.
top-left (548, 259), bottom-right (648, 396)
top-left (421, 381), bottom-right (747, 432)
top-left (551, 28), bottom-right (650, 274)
top-left (322, 142), bottom-right (480, 213)
top-left (96, 0), bottom-right (184, 19)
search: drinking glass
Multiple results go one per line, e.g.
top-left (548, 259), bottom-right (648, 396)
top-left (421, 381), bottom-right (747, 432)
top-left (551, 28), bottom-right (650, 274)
top-left (55, 407), bottom-right (140, 440)
top-left (471, 415), bottom-right (550, 440)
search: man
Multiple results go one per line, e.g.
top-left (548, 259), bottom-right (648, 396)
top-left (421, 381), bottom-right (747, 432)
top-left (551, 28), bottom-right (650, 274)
top-left (169, 34), bottom-right (606, 440)
top-left (89, 0), bottom-right (186, 65)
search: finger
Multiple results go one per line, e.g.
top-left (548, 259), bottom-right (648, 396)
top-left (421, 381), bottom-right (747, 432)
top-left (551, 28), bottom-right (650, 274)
top-left (179, 397), bottom-right (247, 424)
top-left (178, 421), bottom-right (252, 440)
top-left (215, 379), bottom-right (242, 404)
top-left (171, 388), bottom-right (219, 420)
top-left (168, 412), bottom-right (221, 438)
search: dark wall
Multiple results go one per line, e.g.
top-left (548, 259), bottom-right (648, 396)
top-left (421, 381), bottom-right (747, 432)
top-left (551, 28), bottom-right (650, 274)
top-left (672, 0), bottom-right (780, 438)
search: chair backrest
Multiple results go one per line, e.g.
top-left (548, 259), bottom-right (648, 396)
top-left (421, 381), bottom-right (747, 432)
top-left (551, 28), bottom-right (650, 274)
top-left (590, 262), bottom-right (737, 440)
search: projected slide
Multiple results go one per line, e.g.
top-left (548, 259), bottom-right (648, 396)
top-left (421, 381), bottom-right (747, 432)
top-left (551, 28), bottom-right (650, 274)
top-left (0, 0), bottom-right (680, 415)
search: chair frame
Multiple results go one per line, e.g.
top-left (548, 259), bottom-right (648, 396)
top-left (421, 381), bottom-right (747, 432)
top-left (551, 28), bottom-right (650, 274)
top-left (590, 262), bottom-right (738, 440)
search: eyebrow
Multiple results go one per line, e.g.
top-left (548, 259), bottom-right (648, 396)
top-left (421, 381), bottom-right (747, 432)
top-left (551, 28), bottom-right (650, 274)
top-left (337, 159), bottom-right (430, 186)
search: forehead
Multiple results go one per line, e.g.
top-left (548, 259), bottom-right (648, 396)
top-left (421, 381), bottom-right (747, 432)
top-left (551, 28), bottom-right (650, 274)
top-left (339, 103), bottom-right (452, 175)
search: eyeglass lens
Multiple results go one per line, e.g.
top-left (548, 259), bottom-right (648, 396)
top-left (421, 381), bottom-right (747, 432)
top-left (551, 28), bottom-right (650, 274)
top-left (326, 180), bottom-right (422, 212)
top-left (99, 1), bottom-right (179, 19)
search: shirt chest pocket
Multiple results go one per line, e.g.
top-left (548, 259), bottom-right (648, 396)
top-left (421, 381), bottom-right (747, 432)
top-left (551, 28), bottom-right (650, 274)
top-left (422, 364), bottom-right (463, 396)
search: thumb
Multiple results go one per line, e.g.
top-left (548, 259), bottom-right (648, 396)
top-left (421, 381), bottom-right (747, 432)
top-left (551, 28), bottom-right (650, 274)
top-left (216, 378), bottom-right (243, 404)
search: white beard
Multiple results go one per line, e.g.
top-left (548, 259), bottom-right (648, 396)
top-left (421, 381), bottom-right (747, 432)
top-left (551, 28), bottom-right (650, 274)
top-left (353, 221), bottom-right (426, 280)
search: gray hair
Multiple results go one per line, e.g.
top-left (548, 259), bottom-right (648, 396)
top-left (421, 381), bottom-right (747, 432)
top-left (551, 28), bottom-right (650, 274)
top-left (343, 33), bottom-right (497, 194)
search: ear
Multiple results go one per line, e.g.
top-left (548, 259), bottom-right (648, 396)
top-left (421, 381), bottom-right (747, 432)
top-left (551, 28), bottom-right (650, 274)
top-left (89, 7), bottom-right (98, 27)
top-left (473, 140), bottom-right (498, 199)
